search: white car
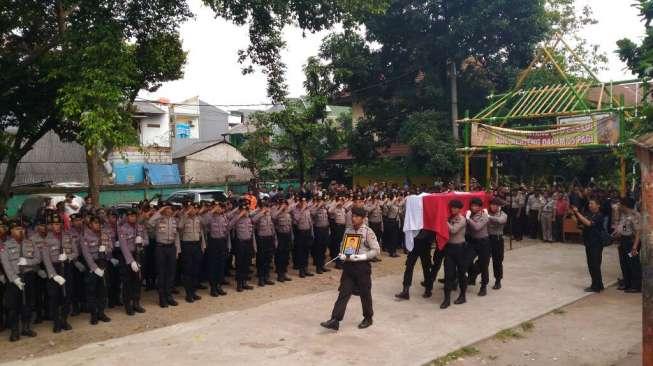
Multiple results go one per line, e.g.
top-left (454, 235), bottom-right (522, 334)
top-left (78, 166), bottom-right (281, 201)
top-left (164, 190), bottom-right (228, 205)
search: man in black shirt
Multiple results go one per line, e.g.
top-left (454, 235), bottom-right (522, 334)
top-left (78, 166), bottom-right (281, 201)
top-left (571, 197), bottom-right (605, 293)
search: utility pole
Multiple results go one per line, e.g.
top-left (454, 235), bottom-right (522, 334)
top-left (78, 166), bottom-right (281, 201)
top-left (449, 60), bottom-right (459, 141)
top-left (168, 103), bottom-right (176, 151)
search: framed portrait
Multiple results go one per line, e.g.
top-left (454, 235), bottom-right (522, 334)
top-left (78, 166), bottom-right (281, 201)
top-left (341, 233), bottom-right (362, 256)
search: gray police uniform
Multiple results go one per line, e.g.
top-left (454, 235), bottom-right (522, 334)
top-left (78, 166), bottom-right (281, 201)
top-left (488, 210), bottom-right (507, 283)
top-left (118, 222), bottom-right (149, 311)
top-left (272, 206), bottom-right (293, 278)
top-left (42, 232), bottom-right (77, 331)
top-left (616, 212), bottom-right (642, 291)
top-left (178, 213), bottom-right (205, 300)
top-left (311, 204), bottom-right (330, 272)
top-left (81, 228), bottom-right (112, 320)
top-left (204, 212), bottom-right (229, 292)
top-left (147, 213), bottom-right (180, 304)
top-left (252, 210), bottom-right (276, 283)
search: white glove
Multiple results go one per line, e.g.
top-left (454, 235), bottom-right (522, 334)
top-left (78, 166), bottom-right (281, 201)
top-left (338, 253), bottom-right (347, 261)
top-left (53, 275), bottom-right (66, 286)
top-left (465, 210), bottom-right (471, 219)
top-left (0, 274), bottom-right (6, 284)
top-left (74, 261), bottom-right (86, 272)
top-left (114, 240), bottom-right (120, 248)
top-left (17, 257), bottom-right (27, 266)
top-left (350, 253), bottom-right (369, 262)
top-left (93, 267), bottom-right (104, 277)
top-left (99, 245), bottom-right (106, 253)
top-left (110, 258), bottom-right (119, 266)
top-left (58, 253), bottom-right (67, 261)
top-left (37, 269), bottom-right (47, 279)
top-left (135, 236), bottom-right (143, 244)
top-left (13, 277), bottom-right (25, 291)
top-left (130, 261), bottom-right (140, 272)
top-left (482, 208), bottom-right (488, 215)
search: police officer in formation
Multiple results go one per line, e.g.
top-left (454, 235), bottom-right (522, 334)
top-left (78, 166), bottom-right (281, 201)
top-left (252, 200), bottom-right (276, 286)
top-left (327, 196), bottom-right (347, 269)
top-left (118, 208), bottom-right (148, 314)
top-left (291, 196), bottom-right (314, 277)
top-left (41, 215), bottom-right (75, 333)
top-left (203, 202), bottom-right (230, 296)
top-left (467, 197), bottom-right (491, 297)
top-left (310, 196), bottom-right (331, 274)
top-left (271, 198), bottom-right (293, 282)
top-left (81, 215), bottom-right (112, 325)
top-left (178, 202), bottom-right (205, 303)
top-left (147, 202), bottom-right (180, 307)
top-left (487, 198), bottom-right (507, 290)
top-left (441, 200), bottom-right (467, 309)
top-left (228, 199), bottom-right (255, 291)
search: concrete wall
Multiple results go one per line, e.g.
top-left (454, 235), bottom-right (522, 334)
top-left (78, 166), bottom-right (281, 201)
top-left (175, 143), bottom-right (252, 184)
top-left (199, 100), bottom-right (229, 141)
top-left (138, 114), bottom-right (170, 147)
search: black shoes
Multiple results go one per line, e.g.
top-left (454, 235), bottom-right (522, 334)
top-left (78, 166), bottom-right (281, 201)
top-left (62, 321), bottom-right (72, 331)
top-left (258, 278), bottom-right (266, 287)
top-left (584, 287), bottom-right (600, 293)
top-left (320, 318), bottom-right (339, 331)
top-left (625, 288), bottom-right (641, 293)
top-left (358, 318), bottom-right (373, 329)
top-left (440, 292), bottom-right (451, 309)
top-left (98, 313), bottom-right (111, 323)
top-left (242, 281), bottom-right (254, 290)
top-left (422, 289), bottom-right (432, 298)
top-left (478, 286), bottom-right (487, 297)
top-left (126, 306), bottom-right (135, 316)
top-left (9, 329), bottom-right (19, 342)
top-left (193, 294), bottom-right (202, 301)
top-left (167, 297), bottom-right (179, 306)
top-left (265, 278), bottom-right (275, 285)
top-left (185, 296), bottom-right (195, 303)
top-left (395, 286), bottom-right (410, 300)
top-left (454, 293), bottom-right (466, 305)
top-left (90, 313), bottom-right (99, 325)
top-left (493, 280), bottom-right (502, 290)
top-left (134, 303), bottom-right (146, 313)
top-left (316, 267), bottom-right (324, 274)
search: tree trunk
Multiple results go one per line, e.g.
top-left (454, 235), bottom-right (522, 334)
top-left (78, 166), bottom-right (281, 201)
top-left (86, 148), bottom-right (101, 207)
top-left (0, 155), bottom-right (19, 214)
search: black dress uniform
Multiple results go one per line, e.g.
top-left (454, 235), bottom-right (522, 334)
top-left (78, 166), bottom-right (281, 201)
top-left (41, 215), bottom-right (77, 333)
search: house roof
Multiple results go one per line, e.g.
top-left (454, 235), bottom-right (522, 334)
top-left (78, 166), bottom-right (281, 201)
top-left (326, 143), bottom-right (411, 161)
top-left (133, 101), bottom-right (166, 115)
top-left (172, 139), bottom-right (234, 159)
top-left (226, 123), bottom-right (256, 135)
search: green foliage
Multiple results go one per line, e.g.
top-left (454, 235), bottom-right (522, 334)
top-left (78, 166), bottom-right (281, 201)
top-left (494, 328), bottom-right (525, 342)
top-left (399, 111), bottom-right (461, 177)
top-left (234, 113), bottom-right (276, 181)
top-left (427, 347), bottom-right (480, 366)
top-left (202, 0), bottom-right (389, 102)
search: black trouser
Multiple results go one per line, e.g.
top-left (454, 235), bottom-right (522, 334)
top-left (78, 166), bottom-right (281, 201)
top-left (275, 232), bottom-right (291, 275)
top-left (489, 235), bottom-right (504, 281)
top-left (330, 224), bottom-right (345, 260)
top-left (256, 236), bottom-right (275, 280)
top-left (383, 219), bottom-right (399, 255)
top-left (295, 230), bottom-right (312, 270)
top-left (444, 243), bottom-right (470, 292)
top-left (20, 272), bottom-right (37, 324)
top-left (181, 241), bottom-right (202, 297)
top-left (428, 246), bottom-right (445, 286)
top-left (107, 248), bottom-right (122, 307)
top-left (144, 235), bottom-right (157, 288)
top-left (510, 208), bottom-right (523, 240)
top-left (369, 222), bottom-right (382, 248)
top-left (528, 210), bottom-right (539, 239)
top-left (120, 251), bottom-right (142, 307)
top-left (207, 237), bottom-right (228, 289)
top-left (554, 215), bottom-right (564, 242)
top-left (401, 232), bottom-right (433, 289)
top-left (619, 237), bottom-right (641, 290)
top-left (468, 237), bottom-right (491, 286)
top-left (47, 262), bottom-right (73, 326)
top-left (34, 268), bottom-right (47, 320)
top-left (585, 243), bottom-right (604, 290)
top-left (85, 261), bottom-right (108, 316)
top-left (312, 226), bottom-right (329, 269)
top-left (235, 239), bottom-right (253, 281)
top-left (72, 261), bottom-right (86, 312)
top-left (330, 261), bottom-right (373, 321)
top-left (3, 282), bottom-right (24, 335)
top-left (155, 244), bottom-right (177, 299)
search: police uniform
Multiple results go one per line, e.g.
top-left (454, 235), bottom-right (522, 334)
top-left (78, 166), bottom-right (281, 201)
top-left (526, 193), bottom-right (543, 239)
top-left (178, 209), bottom-right (205, 303)
top-left (488, 208), bottom-right (507, 289)
top-left (365, 200), bottom-right (384, 250)
top-left (328, 200), bottom-right (347, 268)
top-left (103, 214), bottom-right (122, 309)
top-left (41, 215), bottom-right (76, 332)
top-left (67, 217), bottom-right (86, 315)
top-left (118, 212), bottom-right (149, 314)
top-left (467, 210), bottom-right (491, 295)
top-left (382, 198), bottom-right (400, 257)
top-left (441, 211), bottom-right (468, 309)
top-left (291, 203), bottom-right (314, 277)
top-left (0, 221), bottom-right (40, 341)
top-left (203, 207), bottom-right (229, 296)
top-left (272, 202), bottom-right (293, 282)
top-left (616, 210), bottom-right (642, 292)
top-left (81, 223), bottom-right (112, 324)
top-left (310, 200), bottom-right (331, 274)
top-left (321, 213), bottom-right (380, 331)
top-left (28, 225), bottom-right (49, 325)
top-left (147, 205), bottom-right (181, 307)
top-left (395, 228), bottom-right (434, 300)
top-left (540, 197), bottom-right (555, 242)
top-left (228, 205), bottom-right (255, 291)
top-left (252, 207), bottom-right (276, 286)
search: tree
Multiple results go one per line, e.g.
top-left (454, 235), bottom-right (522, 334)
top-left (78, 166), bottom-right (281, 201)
top-left (0, 1), bottom-right (191, 209)
top-left (233, 114), bottom-right (276, 183)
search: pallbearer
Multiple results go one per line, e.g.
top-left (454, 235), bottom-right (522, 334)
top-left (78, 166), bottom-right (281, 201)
top-left (487, 198), bottom-right (507, 290)
top-left (441, 200), bottom-right (468, 309)
top-left (118, 208), bottom-right (149, 315)
top-left (320, 207), bottom-right (380, 331)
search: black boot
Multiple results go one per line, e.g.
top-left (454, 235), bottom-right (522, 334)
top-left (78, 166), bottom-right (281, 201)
top-left (125, 302), bottom-right (135, 316)
top-left (159, 295), bottom-right (168, 308)
top-left (52, 318), bottom-right (62, 333)
top-left (394, 286), bottom-right (410, 300)
top-left (320, 318), bottom-right (339, 331)
top-left (478, 285), bottom-right (487, 297)
top-left (258, 278), bottom-right (266, 287)
top-left (21, 323), bottom-right (37, 337)
top-left (61, 315), bottom-right (72, 331)
top-left (265, 276), bottom-right (275, 285)
top-left (237, 280), bottom-right (244, 292)
top-left (299, 268), bottom-right (306, 278)
top-left (423, 288), bottom-right (433, 298)
top-left (316, 267), bottom-right (323, 274)
top-left (217, 286), bottom-right (227, 296)
top-left (277, 274), bottom-right (286, 282)
top-left (440, 291), bottom-right (451, 309)
top-left (358, 317), bottom-right (373, 329)
top-left (90, 311), bottom-right (99, 325)
top-left (492, 280), bottom-right (501, 290)
top-left (167, 297), bottom-right (178, 306)
top-left (192, 292), bottom-right (202, 301)
top-left (98, 312), bottom-right (111, 322)
top-left (242, 281), bottom-right (253, 290)
top-left (134, 301), bottom-right (146, 313)
top-left (9, 327), bottom-right (19, 342)
top-left (210, 286), bottom-right (219, 297)
top-left (454, 292), bottom-right (466, 305)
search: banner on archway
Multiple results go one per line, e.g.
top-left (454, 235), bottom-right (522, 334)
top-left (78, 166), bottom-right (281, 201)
top-left (471, 113), bottom-right (620, 148)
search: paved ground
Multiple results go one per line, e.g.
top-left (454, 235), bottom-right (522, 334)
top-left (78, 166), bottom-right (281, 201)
top-left (4, 243), bottom-right (621, 366)
top-left (445, 286), bottom-right (641, 366)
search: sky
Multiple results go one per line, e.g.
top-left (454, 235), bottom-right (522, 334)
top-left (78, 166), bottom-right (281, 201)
top-left (139, 0), bottom-right (646, 108)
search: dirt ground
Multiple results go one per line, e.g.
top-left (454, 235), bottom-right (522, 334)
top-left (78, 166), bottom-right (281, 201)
top-left (444, 286), bottom-right (642, 366)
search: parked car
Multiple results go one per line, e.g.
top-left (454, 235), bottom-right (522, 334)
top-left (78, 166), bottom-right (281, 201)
top-left (19, 194), bottom-right (84, 220)
top-left (163, 190), bottom-right (228, 205)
